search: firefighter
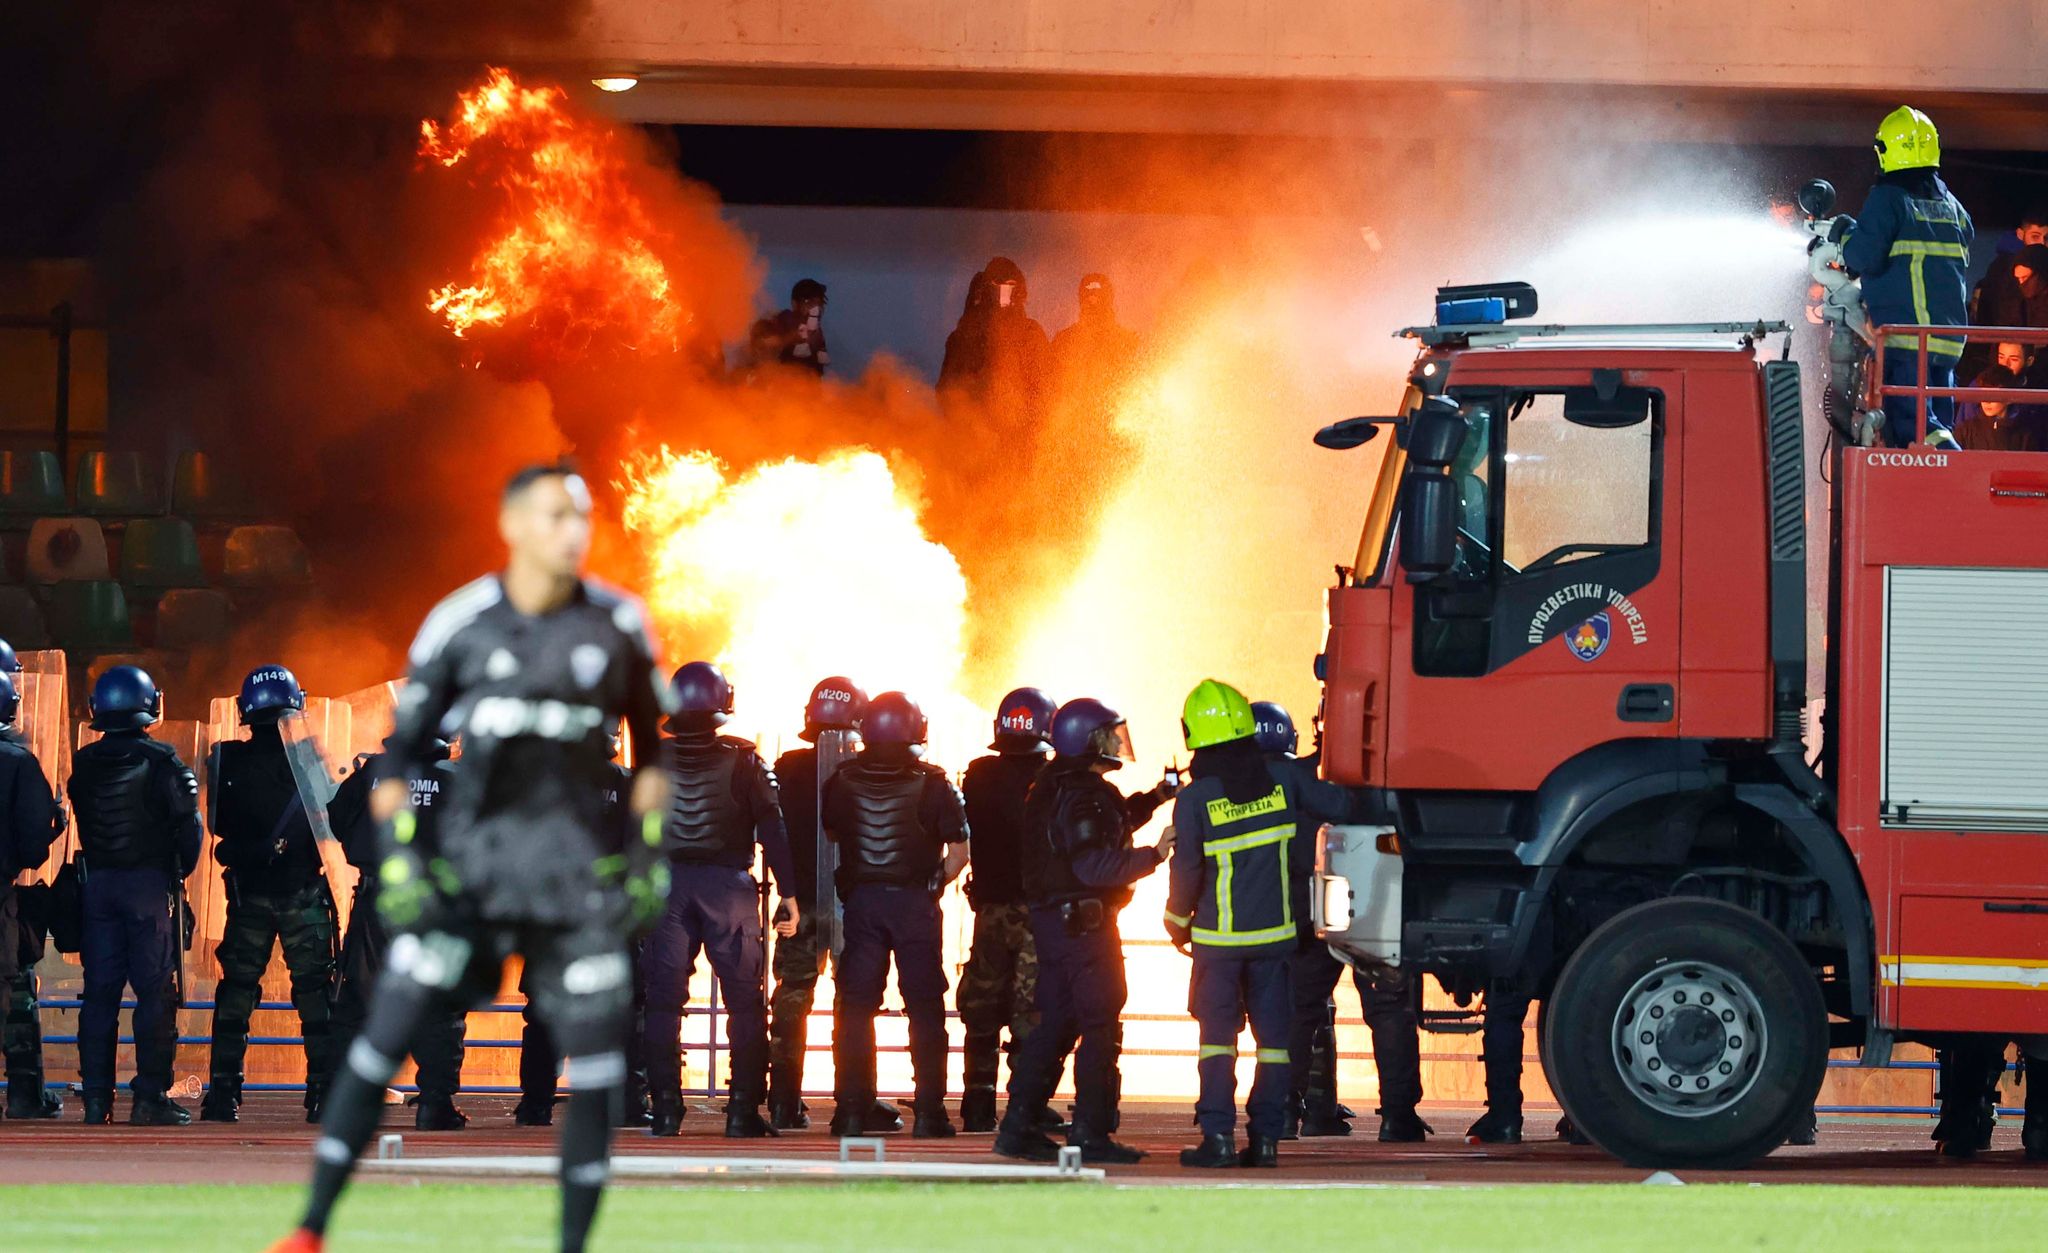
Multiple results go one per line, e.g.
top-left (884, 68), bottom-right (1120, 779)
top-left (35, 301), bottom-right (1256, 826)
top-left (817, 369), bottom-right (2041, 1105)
top-left (70, 664), bottom-right (203, 1126)
top-left (0, 668), bottom-right (63, 1121)
top-left (767, 677), bottom-right (906, 1132)
top-left (1831, 106), bottom-right (1975, 448)
top-left (1164, 680), bottom-right (1303, 1169)
top-left (201, 666), bottom-right (341, 1125)
top-left (643, 661), bottom-right (799, 1138)
top-left (1250, 700), bottom-right (1431, 1143)
top-left (327, 741), bottom-right (471, 1131)
top-left (821, 691), bottom-right (969, 1138)
top-left (994, 698), bottom-right (1175, 1165)
top-left (956, 686), bottom-right (1058, 1132)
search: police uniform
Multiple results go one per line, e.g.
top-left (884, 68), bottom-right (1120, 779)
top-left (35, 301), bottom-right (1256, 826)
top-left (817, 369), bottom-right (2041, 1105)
top-left (0, 728), bottom-right (62, 1119)
top-left (955, 748), bottom-right (1047, 1128)
top-left (1166, 759), bottom-right (1300, 1157)
top-left (203, 725), bottom-right (341, 1119)
top-left (643, 727), bottom-right (793, 1133)
top-left (996, 755), bottom-right (1166, 1157)
top-left (766, 744), bottom-right (824, 1119)
top-left (1841, 108), bottom-right (1975, 447)
top-left (822, 743), bottom-right (967, 1131)
top-left (69, 727), bottom-right (203, 1120)
top-left (327, 751), bottom-right (469, 1124)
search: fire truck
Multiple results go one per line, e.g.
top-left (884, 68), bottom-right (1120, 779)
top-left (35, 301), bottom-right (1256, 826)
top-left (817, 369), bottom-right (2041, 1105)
top-left (1309, 241), bottom-right (2048, 1167)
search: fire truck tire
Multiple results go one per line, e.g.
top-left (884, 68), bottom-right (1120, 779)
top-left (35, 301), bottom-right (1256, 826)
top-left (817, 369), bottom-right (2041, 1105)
top-left (1542, 897), bottom-right (1827, 1170)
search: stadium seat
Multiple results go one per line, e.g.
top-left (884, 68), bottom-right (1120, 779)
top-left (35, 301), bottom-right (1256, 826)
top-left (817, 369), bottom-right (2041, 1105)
top-left (155, 588), bottom-right (232, 651)
top-left (75, 450), bottom-right (161, 517)
top-left (222, 525), bottom-right (312, 588)
top-left (0, 587), bottom-right (51, 648)
top-left (120, 517), bottom-right (207, 589)
top-left (171, 450), bottom-right (242, 521)
top-left (0, 451), bottom-right (66, 524)
top-left (24, 517), bottom-right (111, 584)
top-left (45, 580), bottom-right (133, 649)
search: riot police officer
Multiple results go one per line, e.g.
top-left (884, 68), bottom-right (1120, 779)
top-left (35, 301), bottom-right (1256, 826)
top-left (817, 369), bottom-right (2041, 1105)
top-left (328, 741), bottom-right (471, 1130)
top-left (644, 662), bottom-right (799, 1138)
top-left (822, 691), bottom-right (969, 1138)
top-left (956, 687), bottom-right (1056, 1132)
top-left (0, 668), bottom-right (63, 1121)
top-left (69, 665), bottom-right (202, 1125)
top-left (766, 676), bottom-right (876, 1130)
top-left (201, 666), bottom-right (340, 1124)
top-left (1170, 683), bottom-right (1337, 1168)
top-left (994, 698), bottom-right (1174, 1165)
top-left (1252, 700), bottom-right (1430, 1143)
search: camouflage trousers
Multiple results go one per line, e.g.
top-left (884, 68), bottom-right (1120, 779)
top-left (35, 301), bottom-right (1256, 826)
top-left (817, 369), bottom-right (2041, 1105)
top-left (5, 967), bottom-right (43, 1091)
top-left (207, 880), bottom-right (339, 1108)
top-left (957, 903), bottom-right (1039, 1094)
top-left (767, 914), bottom-right (820, 1101)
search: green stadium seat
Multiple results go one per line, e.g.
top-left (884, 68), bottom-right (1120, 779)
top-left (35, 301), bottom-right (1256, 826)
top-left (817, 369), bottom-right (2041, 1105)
top-left (75, 451), bottom-right (161, 517)
top-left (120, 517), bottom-right (206, 589)
top-left (0, 587), bottom-right (50, 649)
top-left (155, 588), bottom-right (232, 651)
top-left (45, 580), bottom-right (133, 649)
top-left (171, 450), bottom-right (242, 521)
top-left (223, 525), bottom-right (312, 589)
top-left (0, 451), bottom-right (66, 523)
top-left (25, 517), bottom-right (111, 584)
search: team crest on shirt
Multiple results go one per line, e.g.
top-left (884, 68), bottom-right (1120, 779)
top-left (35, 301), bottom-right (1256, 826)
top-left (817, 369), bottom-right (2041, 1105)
top-left (1565, 613), bottom-right (1611, 662)
top-left (570, 644), bottom-right (609, 690)
top-left (485, 648), bottom-right (520, 680)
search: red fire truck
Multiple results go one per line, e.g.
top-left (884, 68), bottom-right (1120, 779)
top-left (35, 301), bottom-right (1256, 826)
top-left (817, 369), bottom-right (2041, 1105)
top-left (1310, 277), bottom-right (2048, 1168)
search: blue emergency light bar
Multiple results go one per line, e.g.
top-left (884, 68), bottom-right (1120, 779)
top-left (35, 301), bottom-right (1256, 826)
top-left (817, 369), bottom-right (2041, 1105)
top-left (1437, 296), bottom-right (1505, 325)
top-left (1433, 281), bottom-right (1539, 326)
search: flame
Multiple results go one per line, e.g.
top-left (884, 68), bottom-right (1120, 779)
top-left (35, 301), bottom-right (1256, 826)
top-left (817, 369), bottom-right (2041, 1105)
top-left (420, 67), bottom-right (682, 349)
top-left (617, 447), bottom-right (981, 762)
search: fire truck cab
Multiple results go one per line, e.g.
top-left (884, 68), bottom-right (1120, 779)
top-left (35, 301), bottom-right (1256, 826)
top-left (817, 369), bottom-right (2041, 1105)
top-left (1312, 283), bottom-right (2048, 1168)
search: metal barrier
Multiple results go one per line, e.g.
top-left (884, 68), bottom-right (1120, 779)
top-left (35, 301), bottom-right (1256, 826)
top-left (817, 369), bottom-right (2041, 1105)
top-left (1874, 323), bottom-right (2048, 444)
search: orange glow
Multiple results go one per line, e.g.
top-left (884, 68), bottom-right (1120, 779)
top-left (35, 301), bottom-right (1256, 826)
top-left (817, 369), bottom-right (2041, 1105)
top-left (420, 67), bottom-right (683, 349)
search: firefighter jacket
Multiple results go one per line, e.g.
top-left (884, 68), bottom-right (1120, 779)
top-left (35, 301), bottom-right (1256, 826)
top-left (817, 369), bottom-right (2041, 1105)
top-left (1165, 764), bottom-right (1302, 959)
top-left (1843, 169), bottom-right (1976, 357)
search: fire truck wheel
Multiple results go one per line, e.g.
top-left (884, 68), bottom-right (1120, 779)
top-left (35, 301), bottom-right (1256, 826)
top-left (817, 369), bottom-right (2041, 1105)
top-left (1542, 897), bottom-right (1827, 1170)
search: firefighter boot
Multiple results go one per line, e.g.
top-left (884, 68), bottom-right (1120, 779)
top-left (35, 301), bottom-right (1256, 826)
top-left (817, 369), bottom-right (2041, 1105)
top-left (1179, 1133), bottom-right (1238, 1169)
top-left (960, 1086), bottom-right (999, 1133)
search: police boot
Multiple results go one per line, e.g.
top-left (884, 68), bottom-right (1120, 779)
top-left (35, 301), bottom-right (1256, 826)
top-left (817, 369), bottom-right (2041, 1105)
top-left (413, 1097), bottom-right (468, 1131)
top-left (1300, 1103), bottom-right (1353, 1137)
top-left (1464, 1110), bottom-right (1523, 1145)
top-left (82, 1089), bottom-right (113, 1125)
top-left (868, 1099), bottom-right (905, 1132)
top-left (513, 1097), bottom-right (555, 1127)
top-left (199, 1091), bottom-right (240, 1124)
top-left (8, 1085), bottom-right (63, 1120)
top-left (1784, 1106), bottom-right (1819, 1147)
top-left (304, 1088), bottom-right (324, 1125)
top-left (1070, 1125), bottom-right (1146, 1165)
top-left (131, 1093), bottom-right (193, 1126)
top-left (1377, 1108), bottom-right (1434, 1143)
top-left (993, 1108), bottom-right (1061, 1162)
top-left (960, 1087), bottom-right (998, 1133)
top-left (651, 1092), bottom-right (685, 1138)
top-left (1555, 1115), bottom-right (1591, 1146)
top-left (1238, 1135), bottom-right (1280, 1168)
top-left (912, 1102), bottom-right (957, 1138)
top-left (618, 1090), bottom-right (652, 1129)
top-left (1031, 1101), bottom-right (1067, 1136)
top-left (726, 1105), bottom-right (778, 1139)
top-left (1179, 1133), bottom-right (1238, 1169)
top-left (767, 1092), bottom-right (809, 1131)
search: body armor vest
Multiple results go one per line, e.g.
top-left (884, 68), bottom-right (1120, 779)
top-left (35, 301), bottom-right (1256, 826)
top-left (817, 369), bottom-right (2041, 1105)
top-left (663, 736), bottom-right (754, 865)
top-left (73, 737), bottom-right (169, 870)
top-left (835, 759), bottom-right (937, 888)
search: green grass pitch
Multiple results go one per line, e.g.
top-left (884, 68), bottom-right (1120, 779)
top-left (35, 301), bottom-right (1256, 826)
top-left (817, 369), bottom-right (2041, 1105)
top-left (9, 1181), bottom-right (2048, 1250)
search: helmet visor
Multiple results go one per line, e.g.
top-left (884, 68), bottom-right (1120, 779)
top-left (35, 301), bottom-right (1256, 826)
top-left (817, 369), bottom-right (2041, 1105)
top-left (1093, 721), bottom-right (1136, 763)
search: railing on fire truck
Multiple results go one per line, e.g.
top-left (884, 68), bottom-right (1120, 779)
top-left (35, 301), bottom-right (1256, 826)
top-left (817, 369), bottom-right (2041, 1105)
top-left (1876, 323), bottom-right (2048, 445)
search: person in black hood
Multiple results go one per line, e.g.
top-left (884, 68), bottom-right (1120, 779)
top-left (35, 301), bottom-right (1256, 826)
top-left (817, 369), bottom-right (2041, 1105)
top-left (642, 662), bottom-right (797, 1139)
top-left (201, 666), bottom-right (340, 1125)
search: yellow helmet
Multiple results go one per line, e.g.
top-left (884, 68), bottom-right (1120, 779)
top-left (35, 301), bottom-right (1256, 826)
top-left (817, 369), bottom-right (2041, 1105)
top-left (1181, 678), bottom-right (1257, 750)
top-left (1875, 106), bottom-right (1940, 173)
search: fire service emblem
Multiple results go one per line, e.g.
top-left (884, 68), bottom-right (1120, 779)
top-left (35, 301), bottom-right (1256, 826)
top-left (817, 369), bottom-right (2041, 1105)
top-left (1565, 613), bottom-right (1611, 662)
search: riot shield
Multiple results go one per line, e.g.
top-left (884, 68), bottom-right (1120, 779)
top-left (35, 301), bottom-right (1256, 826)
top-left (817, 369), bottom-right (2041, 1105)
top-left (277, 710), bottom-right (342, 843)
top-left (813, 728), bottom-right (856, 974)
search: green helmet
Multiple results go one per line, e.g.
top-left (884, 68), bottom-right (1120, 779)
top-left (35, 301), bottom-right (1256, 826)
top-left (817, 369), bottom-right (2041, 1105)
top-left (1181, 678), bottom-right (1257, 750)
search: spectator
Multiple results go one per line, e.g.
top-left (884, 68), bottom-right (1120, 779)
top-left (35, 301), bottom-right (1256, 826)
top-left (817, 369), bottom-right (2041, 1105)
top-left (1051, 273), bottom-right (1142, 409)
top-left (772, 278), bottom-right (830, 376)
top-left (737, 317), bottom-right (783, 385)
top-left (1954, 364), bottom-right (2039, 451)
top-left (938, 258), bottom-right (1049, 430)
top-left (1966, 215), bottom-right (2048, 379)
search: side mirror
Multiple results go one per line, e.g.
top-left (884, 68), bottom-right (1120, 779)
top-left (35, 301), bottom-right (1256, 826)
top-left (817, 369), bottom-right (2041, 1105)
top-left (1313, 417), bottom-right (1391, 450)
top-left (1401, 473), bottom-right (1459, 579)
